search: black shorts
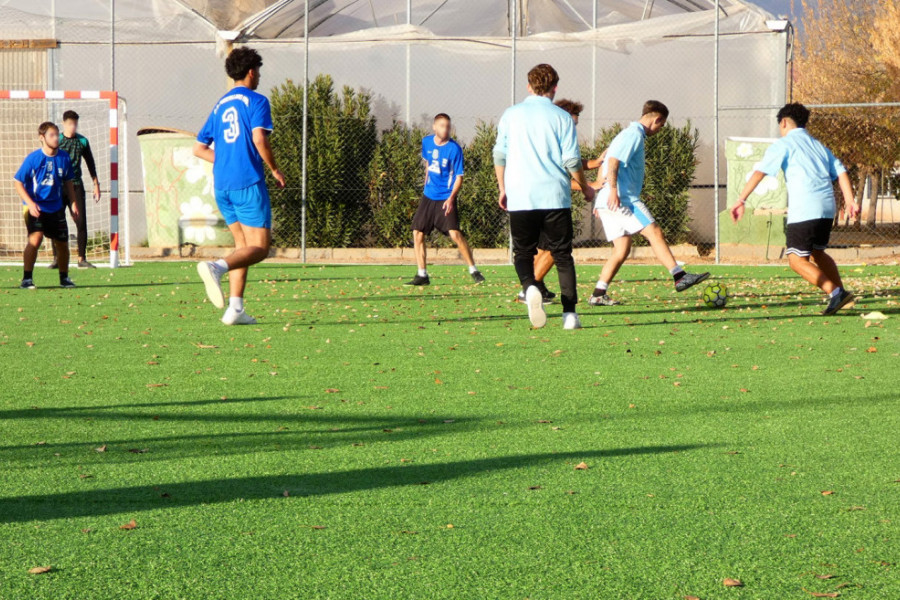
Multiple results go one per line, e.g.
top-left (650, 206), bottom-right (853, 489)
top-left (785, 218), bottom-right (832, 257)
top-left (24, 207), bottom-right (69, 242)
top-left (412, 195), bottom-right (460, 235)
top-left (537, 230), bottom-right (550, 251)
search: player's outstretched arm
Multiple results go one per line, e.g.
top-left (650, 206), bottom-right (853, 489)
top-left (252, 129), bottom-right (285, 189)
top-left (193, 142), bottom-right (215, 164)
top-left (731, 170), bottom-right (766, 222)
top-left (837, 172), bottom-right (859, 219)
top-left (14, 180), bottom-right (40, 217)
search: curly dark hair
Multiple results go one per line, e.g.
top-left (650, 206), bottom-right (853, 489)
top-left (225, 47), bottom-right (263, 81)
top-left (528, 64), bottom-right (559, 96)
top-left (554, 98), bottom-right (583, 117)
top-left (776, 102), bottom-right (811, 128)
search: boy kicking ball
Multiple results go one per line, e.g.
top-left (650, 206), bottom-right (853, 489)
top-left (193, 47), bottom-right (286, 325)
top-left (730, 102), bottom-right (858, 316)
top-left (590, 100), bottom-right (708, 306)
top-left (14, 122), bottom-right (78, 290)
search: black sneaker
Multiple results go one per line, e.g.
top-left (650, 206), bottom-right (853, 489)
top-left (47, 261), bottom-right (58, 269)
top-left (59, 277), bottom-right (76, 288)
top-left (19, 278), bottom-right (36, 289)
top-left (405, 274), bottom-right (430, 286)
top-left (535, 281), bottom-right (556, 302)
top-left (77, 260), bottom-right (97, 269)
top-left (589, 293), bottom-right (620, 306)
top-left (822, 290), bottom-right (855, 316)
top-left (470, 270), bottom-right (486, 284)
top-left (675, 271), bottom-right (710, 292)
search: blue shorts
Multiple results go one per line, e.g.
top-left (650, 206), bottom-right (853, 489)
top-left (215, 181), bottom-right (271, 229)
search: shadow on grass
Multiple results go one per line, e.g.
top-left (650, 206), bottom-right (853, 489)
top-left (0, 443), bottom-right (710, 523)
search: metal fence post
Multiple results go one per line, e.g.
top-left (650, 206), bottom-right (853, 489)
top-left (301, 0), bottom-right (309, 263)
top-left (508, 0), bottom-right (517, 266)
top-left (713, 0), bottom-right (720, 265)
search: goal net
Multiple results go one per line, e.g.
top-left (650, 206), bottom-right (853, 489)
top-left (0, 91), bottom-right (124, 267)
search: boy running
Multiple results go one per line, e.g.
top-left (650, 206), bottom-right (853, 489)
top-left (50, 110), bottom-right (101, 269)
top-left (406, 113), bottom-right (484, 286)
top-left (14, 121), bottom-right (78, 289)
top-left (730, 102), bottom-right (858, 315)
top-left (194, 47), bottom-right (285, 325)
top-left (589, 100), bottom-right (708, 306)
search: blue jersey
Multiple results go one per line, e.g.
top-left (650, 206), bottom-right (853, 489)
top-left (598, 122), bottom-right (646, 209)
top-left (14, 148), bottom-right (74, 213)
top-left (197, 86), bottom-right (274, 191)
top-left (757, 128), bottom-right (846, 224)
top-left (422, 135), bottom-right (464, 201)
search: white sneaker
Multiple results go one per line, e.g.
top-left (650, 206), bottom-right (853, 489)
top-left (221, 307), bottom-right (257, 325)
top-left (562, 312), bottom-right (582, 330)
top-left (525, 285), bottom-right (547, 328)
top-left (197, 261), bottom-right (225, 309)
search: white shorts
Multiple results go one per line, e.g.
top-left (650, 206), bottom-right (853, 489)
top-left (595, 196), bottom-right (655, 241)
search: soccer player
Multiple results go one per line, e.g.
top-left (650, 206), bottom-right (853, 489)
top-left (49, 110), bottom-right (101, 269)
top-left (406, 113), bottom-right (484, 286)
top-left (514, 98), bottom-right (604, 304)
top-left (493, 64), bottom-right (596, 330)
top-left (730, 102), bottom-right (858, 315)
top-left (14, 121), bottom-right (78, 289)
top-left (589, 100), bottom-right (709, 306)
top-left (194, 47), bottom-right (286, 325)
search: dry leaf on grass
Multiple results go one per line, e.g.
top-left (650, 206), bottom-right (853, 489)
top-left (815, 574), bottom-right (836, 580)
top-left (119, 519), bottom-right (137, 530)
top-left (821, 490), bottom-right (835, 496)
top-left (574, 462), bottom-right (589, 470)
top-left (723, 578), bottom-right (743, 587)
top-left (324, 388), bottom-right (340, 393)
top-left (684, 596), bottom-right (701, 600)
top-left (95, 445), bottom-right (107, 453)
top-left (28, 566), bottom-right (52, 575)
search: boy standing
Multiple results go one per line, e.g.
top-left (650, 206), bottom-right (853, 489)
top-left (493, 64), bottom-right (595, 330)
top-left (589, 100), bottom-right (708, 306)
top-left (50, 110), bottom-right (101, 269)
top-left (406, 113), bottom-right (484, 286)
top-left (14, 122), bottom-right (78, 289)
top-left (731, 102), bottom-right (857, 315)
top-left (194, 47), bottom-right (286, 325)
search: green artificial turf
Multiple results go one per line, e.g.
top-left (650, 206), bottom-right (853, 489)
top-left (0, 261), bottom-right (897, 599)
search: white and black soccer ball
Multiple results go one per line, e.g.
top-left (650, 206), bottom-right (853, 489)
top-left (702, 283), bottom-right (728, 308)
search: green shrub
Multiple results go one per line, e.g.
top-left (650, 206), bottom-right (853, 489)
top-left (367, 121), bottom-right (429, 247)
top-left (268, 75), bottom-right (376, 247)
top-left (457, 121), bottom-right (508, 249)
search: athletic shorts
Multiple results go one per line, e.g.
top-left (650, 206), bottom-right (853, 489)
top-left (24, 206), bottom-right (69, 242)
top-left (412, 195), bottom-right (460, 235)
top-left (595, 199), bottom-right (655, 241)
top-left (785, 218), bottom-right (832, 257)
top-left (215, 180), bottom-right (271, 229)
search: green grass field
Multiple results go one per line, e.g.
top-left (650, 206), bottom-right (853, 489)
top-left (1, 261), bottom-right (898, 600)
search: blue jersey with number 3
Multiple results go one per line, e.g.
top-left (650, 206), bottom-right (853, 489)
top-left (197, 86), bottom-right (273, 191)
top-left (422, 135), bottom-right (464, 201)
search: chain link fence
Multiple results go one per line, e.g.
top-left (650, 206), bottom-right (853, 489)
top-left (1, 2), bottom-right (898, 264)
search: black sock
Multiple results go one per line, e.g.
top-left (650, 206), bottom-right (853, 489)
top-left (24, 270), bottom-right (33, 280)
top-left (59, 271), bottom-right (68, 282)
top-left (673, 271), bottom-right (686, 282)
top-left (592, 287), bottom-right (606, 297)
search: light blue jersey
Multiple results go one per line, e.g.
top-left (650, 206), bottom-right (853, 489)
top-left (14, 148), bottom-right (74, 213)
top-left (595, 122), bottom-right (646, 211)
top-left (757, 128), bottom-right (846, 224)
top-left (493, 95), bottom-right (582, 211)
top-left (197, 86), bottom-right (273, 191)
top-left (422, 135), bottom-right (464, 201)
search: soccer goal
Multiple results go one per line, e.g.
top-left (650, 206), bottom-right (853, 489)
top-left (0, 90), bottom-right (128, 267)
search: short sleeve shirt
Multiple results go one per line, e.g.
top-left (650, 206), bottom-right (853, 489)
top-left (422, 135), bottom-right (464, 201)
top-left (14, 148), bottom-right (74, 212)
top-left (599, 122), bottom-right (646, 209)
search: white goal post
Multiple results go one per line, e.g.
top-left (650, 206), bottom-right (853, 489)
top-left (0, 90), bottom-right (128, 267)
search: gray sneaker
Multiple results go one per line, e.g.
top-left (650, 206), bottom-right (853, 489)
top-left (589, 293), bottom-right (620, 306)
top-left (675, 271), bottom-right (710, 292)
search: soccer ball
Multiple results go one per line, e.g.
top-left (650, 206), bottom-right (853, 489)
top-left (702, 283), bottom-right (728, 308)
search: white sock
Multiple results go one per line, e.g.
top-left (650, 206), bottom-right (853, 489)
top-left (468, 265), bottom-right (478, 274)
top-left (829, 287), bottom-right (842, 298)
top-left (213, 259), bottom-right (229, 276)
top-left (669, 265), bottom-right (685, 276)
top-left (229, 296), bottom-right (244, 312)
top-left (418, 268), bottom-right (428, 277)
top-left (595, 280), bottom-right (609, 292)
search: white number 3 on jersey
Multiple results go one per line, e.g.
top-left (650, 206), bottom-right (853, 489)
top-left (222, 107), bottom-right (240, 143)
